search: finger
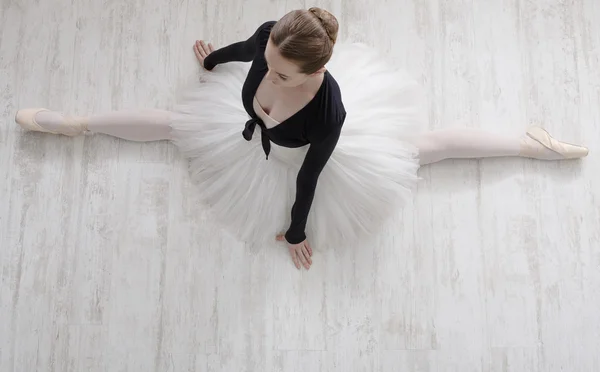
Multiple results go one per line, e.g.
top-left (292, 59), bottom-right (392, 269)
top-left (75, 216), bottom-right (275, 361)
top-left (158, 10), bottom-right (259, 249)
top-left (276, 234), bottom-right (285, 242)
top-left (193, 44), bottom-right (203, 61)
top-left (200, 40), bottom-right (211, 56)
top-left (198, 40), bottom-right (206, 56)
top-left (297, 247), bottom-right (310, 269)
top-left (306, 241), bottom-right (313, 256)
top-left (194, 42), bottom-right (201, 55)
top-left (196, 41), bottom-right (205, 54)
top-left (208, 42), bottom-right (215, 53)
top-left (290, 249), bottom-right (301, 270)
top-left (301, 245), bottom-right (312, 265)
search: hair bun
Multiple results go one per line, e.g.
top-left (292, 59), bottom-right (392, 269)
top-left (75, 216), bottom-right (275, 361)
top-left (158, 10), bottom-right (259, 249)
top-left (309, 7), bottom-right (339, 43)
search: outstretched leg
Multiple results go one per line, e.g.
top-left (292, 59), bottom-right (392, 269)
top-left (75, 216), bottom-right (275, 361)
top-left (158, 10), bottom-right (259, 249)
top-left (15, 108), bottom-right (172, 141)
top-left (415, 127), bottom-right (589, 165)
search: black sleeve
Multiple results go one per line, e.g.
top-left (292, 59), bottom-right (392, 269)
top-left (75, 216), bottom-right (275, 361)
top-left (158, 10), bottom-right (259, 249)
top-left (203, 21), bottom-right (274, 70)
top-left (284, 123), bottom-right (343, 245)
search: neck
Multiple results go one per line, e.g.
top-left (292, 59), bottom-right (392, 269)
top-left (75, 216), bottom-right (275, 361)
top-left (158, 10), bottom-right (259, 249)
top-left (296, 71), bottom-right (325, 91)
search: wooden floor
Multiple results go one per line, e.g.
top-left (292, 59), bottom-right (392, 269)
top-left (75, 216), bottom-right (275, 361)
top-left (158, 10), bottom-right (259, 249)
top-left (1, 0), bottom-right (599, 371)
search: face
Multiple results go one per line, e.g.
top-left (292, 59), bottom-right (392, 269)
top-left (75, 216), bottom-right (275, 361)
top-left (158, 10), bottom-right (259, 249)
top-left (264, 39), bottom-right (323, 87)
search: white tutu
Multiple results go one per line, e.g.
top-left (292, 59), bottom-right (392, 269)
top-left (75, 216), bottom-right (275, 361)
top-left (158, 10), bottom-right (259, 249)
top-left (171, 42), bottom-right (427, 248)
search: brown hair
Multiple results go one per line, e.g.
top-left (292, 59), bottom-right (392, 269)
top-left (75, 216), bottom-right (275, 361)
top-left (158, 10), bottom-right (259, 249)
top-left (270, 7), bottom-right (339, 74)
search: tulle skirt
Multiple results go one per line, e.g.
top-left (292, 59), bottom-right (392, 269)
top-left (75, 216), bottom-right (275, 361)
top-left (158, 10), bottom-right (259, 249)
top-left (170, 42), bottom-right (427, 248)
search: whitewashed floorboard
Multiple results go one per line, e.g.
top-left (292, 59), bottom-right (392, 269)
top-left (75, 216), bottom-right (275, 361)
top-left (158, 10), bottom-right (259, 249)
top-left (1, 0), bottom-right (599, 371)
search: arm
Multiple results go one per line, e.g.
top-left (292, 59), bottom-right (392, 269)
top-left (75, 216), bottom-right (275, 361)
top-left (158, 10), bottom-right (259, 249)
top-left (203, 21), bottom-right (274, 70)
top-left (284, 125), bottom-right (342, 244)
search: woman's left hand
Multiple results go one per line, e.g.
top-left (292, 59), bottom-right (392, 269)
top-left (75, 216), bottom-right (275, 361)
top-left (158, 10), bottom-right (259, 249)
top-left (276, 234), bottom-right (313, 270)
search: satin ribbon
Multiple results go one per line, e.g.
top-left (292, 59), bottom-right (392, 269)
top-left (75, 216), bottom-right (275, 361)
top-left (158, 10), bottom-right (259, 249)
top-left (243, 117), bottom-right (271, 160)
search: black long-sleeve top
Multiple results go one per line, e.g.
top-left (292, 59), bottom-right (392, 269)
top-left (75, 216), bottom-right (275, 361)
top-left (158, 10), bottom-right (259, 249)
top-left (203, 21), bottom-right (346, 245)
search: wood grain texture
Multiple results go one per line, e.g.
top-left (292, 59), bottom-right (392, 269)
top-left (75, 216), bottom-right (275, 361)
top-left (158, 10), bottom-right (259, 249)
top-left (1, 0), bottom-right (599, 371)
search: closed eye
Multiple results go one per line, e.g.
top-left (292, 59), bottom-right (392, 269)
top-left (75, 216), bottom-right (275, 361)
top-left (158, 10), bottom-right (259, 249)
top-left (265, 58), bottom-right (288, 81)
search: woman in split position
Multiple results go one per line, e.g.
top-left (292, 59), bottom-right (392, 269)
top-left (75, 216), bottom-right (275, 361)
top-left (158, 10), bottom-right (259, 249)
top-left (15, 8), bottom-right (589, 270)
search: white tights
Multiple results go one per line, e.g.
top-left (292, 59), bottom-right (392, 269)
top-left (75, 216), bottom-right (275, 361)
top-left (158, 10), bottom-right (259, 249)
top-left (37, 109), bottom-right (173, 142)
top-left (414, 128), bottom-right (520, 165)
top-left (35, 110), bottom-right (542, 165)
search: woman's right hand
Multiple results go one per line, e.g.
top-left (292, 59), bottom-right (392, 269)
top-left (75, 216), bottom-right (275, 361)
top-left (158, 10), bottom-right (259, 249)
top-left (193, 40), bottom-right (215, 69)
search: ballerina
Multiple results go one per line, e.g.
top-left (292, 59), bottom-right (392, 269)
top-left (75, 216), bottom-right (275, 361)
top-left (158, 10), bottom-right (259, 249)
top-left (14, 7), bottom-right (589, 270)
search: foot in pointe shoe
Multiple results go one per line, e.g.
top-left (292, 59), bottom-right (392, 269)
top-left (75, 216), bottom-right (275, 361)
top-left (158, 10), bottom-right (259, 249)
top-left (519, 127), bottom-right (589, 160)
top-left (14, 108), bottom-right (88, 136)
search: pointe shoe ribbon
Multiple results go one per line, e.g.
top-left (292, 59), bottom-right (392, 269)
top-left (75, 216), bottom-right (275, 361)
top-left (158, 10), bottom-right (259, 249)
top-left (15, 108), bottom-right (87, 136)
top-left (524, 127), bottom-right (589, 160)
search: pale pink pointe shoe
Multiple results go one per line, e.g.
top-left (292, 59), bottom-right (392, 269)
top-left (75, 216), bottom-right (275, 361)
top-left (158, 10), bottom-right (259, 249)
top-left (520, 127), bottom-right (589, 160)
top-left (15, 108), bottom-right (88, 136)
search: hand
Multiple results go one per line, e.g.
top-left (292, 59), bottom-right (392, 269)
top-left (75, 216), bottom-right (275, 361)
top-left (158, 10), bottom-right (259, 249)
top-left (193, 40), bottom-right (215, 69)
top-left (276, 234), bottom-right (313, 270)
